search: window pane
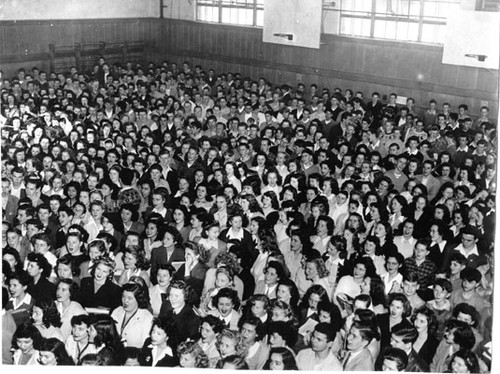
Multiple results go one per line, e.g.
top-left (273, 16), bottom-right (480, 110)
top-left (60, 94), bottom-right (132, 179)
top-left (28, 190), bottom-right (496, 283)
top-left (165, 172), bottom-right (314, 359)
top-left (197, 5), bottom-right (219, 23)
top-left (340, 17), bottom-right (371, 37)
top-left (256, 9), bottom-right (264, 26)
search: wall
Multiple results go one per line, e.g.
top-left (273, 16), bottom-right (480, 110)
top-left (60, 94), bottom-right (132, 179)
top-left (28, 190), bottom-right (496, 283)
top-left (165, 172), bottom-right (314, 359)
top-left (0, 16), bottom-right (497, 116)
top-left (152, 19), bottom-right (498, 116)
top-left (161, 0), bottom-right (195, 20)
top-left (0, 0), bottom-right (159, 20)
top-left (0, 19), bottom-right (157, 76)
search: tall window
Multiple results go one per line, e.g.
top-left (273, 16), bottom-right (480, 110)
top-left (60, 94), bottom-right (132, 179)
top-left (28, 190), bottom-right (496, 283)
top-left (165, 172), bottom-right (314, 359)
top-left (338, 0), bottom-right (461, 44)
top-left (197, 0), bottom-right (264, 27)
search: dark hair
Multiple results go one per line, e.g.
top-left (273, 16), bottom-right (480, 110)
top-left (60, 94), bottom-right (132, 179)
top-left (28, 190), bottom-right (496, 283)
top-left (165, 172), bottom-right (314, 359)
top-left (238, 315), bottom-right (266, 341)
top-left (34, 300), bottom-right (62, 328)
top-left (267, 321), bottom-right (299, 347)
top-left (452, 303), bottom-right (480, 328)
top-left (411, 305), bottom-right (438, 336)
top-left (26, 252), bottom-right (52, 278)
top-left (314, 322), bottom-right (336, 342)
top-left (91, 315), bottom-right (124, 357)
top-left (391, 324), bottom-right (418, 344)
top-left (388, 293), bottom-right (412, 318)
top-left (263, 347), bottom-right (298, 370)
top-left (448, 349), bottom-right (480, 374)
top-left (200, 315), bottom-right (225, 335)
top-left (38, 337), bottom-right (74, 365)
top-left (12, 322), bottom-right (43, 350)
top-left (277, 279), bottom-right (300, 309)
top-left (121, 282), bottom-right (149, 309)
top-left (383, 347), bottom-right (408, 371)
top-left (151, 316), bottom-right (179, 348)
top-left (213, 287), bottom-right (241, 311)
top-left (300, 285), bottom-right (330, 310)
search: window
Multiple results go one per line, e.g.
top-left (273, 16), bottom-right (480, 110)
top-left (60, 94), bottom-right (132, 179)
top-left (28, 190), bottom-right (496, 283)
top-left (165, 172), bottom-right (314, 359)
top-left (197, 0), bottom-right (264, 27)
top-left (338, 0), bottom-right (461, 44)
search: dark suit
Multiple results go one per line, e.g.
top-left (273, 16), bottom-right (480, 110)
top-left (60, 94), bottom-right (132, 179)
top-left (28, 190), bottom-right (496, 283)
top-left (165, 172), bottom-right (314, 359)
top-left (3, 194), bottom-right (19, 225)
top-left (406, 349), bottom-right (430, 372)
top-left (79, 277), bottom-right (122, 310)
top-left (150, 246), bottom-right (185, 285)
top-left (158, 302), bottom-right (200, 343)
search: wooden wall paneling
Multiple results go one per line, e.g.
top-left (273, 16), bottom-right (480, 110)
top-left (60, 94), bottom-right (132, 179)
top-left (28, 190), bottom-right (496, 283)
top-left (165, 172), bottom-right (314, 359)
top-left (456, 66), bottom-right (478, 90)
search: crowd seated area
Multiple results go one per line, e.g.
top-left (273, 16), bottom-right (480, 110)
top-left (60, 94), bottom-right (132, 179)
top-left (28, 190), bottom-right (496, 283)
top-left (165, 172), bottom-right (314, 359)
top-left (0, 58), bottom-right (496, 372)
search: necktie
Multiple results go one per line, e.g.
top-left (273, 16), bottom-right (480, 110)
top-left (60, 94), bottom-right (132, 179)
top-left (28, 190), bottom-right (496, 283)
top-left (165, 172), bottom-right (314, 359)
top-left (343, 351), bottom-right (351, 370)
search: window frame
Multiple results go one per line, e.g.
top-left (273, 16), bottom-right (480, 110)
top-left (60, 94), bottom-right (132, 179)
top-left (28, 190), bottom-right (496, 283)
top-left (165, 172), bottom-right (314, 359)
top-left (196, 0), bottom-right (264, 28)
top-left (337, 0), bottom-right (462, 44)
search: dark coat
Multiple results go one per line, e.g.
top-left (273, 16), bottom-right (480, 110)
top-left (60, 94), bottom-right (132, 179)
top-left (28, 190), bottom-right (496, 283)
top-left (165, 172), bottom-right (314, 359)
top-left (79, 277), bottom-right (122, 310)
top-left (158, 302), bottom-right (201, 343)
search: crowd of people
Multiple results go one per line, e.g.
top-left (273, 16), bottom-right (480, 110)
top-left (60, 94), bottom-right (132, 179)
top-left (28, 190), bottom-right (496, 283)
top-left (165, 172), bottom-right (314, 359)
top-left (0, 57), bottom-right (496, 372)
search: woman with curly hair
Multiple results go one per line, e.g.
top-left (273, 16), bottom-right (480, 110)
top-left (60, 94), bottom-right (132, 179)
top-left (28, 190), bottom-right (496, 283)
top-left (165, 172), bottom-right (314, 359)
top-left (111, 282), bottom-right (153, 348)
top-left (197, 220), bottom-right (227, 268)
top-left (334, 256), bottom-right (377, 314)
top-left (170, 205), bottom-right (192, 243)
top-left (198, 267), bottom-right (236, 317)
top-left (411, 305), bottom-right (439, 365)
top-left (215, 329), bottom-right (247, 363)
top-left (139, 317), bottom-right (178, 367)
top-left (298, 284), bottom-right (331, 326)
top-left (118, 245), bottom-right (151, 287)
top-left (254, 261), bottom-right (287, 299)
top-left (310, 215), bottom-right (335, 256)
top-left (260, 190), bottom-right (280, 222)
top-left (178, 340), bottom-right (209, 368)
top-left (198, 315), bottom-right (225, 367)
top-left (143, 214), bottom-right (166, 261)
top-left (158, 280), bottom-right (201, 343)
top-left (239, 193), bottom-right (264, 225)
top-left (79, 256), bottom-right (122, 311)
top-left (174, 241), bottom-right (209, 299)
top-left (31, 299), bottom-right (63, 341)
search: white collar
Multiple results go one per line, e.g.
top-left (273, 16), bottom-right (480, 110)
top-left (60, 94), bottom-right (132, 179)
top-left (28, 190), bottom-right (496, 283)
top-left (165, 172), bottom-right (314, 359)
top-left (11, 293), bottom-right (32, 309)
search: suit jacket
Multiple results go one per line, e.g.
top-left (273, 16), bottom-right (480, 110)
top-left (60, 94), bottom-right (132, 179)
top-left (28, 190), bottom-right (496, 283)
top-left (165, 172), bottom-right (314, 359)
top-left (3, 194), bottom-right (19, 225)
top-left (406, 349), bottom-right (430, 372)
top-left (415, 174), bottom-right (442, 201)
top-left (150, 246), bottom-right (185, 284)
top-left (79, 277), bottom-right (122, 310)
top-left (158, 302), bottom-right (201, 343)
top-left (343, 348), bottom-right (374, 371)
